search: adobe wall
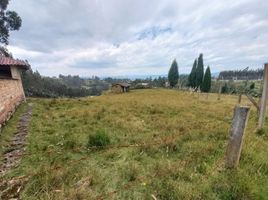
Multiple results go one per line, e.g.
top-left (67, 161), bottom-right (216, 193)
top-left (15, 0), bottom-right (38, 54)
top-left (111, 85), bottom-right (123, 93)
top-left (0, 78), bottom-right (25, 129)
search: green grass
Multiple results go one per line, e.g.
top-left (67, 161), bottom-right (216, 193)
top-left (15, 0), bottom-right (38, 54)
top-left (1, 89), bottom-right (268, 199)
top-left (87, 129), bottom-right (111, 149)
top-left (0, 103), bottom-right (28, 156)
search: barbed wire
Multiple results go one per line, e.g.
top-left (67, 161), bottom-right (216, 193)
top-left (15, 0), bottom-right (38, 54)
top-left (1, 137), bottom-right (177, 158)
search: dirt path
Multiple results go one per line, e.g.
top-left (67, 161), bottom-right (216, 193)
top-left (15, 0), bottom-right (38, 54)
top-left (0, 105), bottom-right (32, 200)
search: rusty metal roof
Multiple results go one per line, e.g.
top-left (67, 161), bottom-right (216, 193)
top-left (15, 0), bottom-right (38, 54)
top-left (0, 56), bottom-right (30, 69)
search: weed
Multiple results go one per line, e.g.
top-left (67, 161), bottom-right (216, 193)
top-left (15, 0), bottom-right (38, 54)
top-left (87, 129), bottom-right (111, 149)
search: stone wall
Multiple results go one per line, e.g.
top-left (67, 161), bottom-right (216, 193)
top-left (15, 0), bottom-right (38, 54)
top-left (0, 78), bottom-right (25, 128)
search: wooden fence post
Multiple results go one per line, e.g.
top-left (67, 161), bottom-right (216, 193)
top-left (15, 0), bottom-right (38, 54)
top-left (245, 93), bottom-right (260, 115)
top-left (217, 82), bottom-right (222, 100)
top-left (226, 106), bottom-right (250, 168)
top-left (257, 63), bottom-right (268, 130)
top-left (238, 94), bottom-right (242, 104)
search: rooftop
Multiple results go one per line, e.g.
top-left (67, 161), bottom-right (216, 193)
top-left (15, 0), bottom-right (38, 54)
top-left (113, 83), bottom-right (130, 87)
top-left (0, 56), bottom-right (30, 69)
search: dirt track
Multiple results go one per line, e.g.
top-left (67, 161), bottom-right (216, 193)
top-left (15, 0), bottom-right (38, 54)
top-left (0, 105), bottom-right (32, 200)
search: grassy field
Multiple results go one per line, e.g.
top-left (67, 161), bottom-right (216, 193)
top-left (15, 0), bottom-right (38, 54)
top-left (1, 89), bottom-right (268, 199)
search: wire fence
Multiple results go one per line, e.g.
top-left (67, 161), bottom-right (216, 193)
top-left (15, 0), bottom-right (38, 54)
top-left (2, 137), bottom-right (176, 157)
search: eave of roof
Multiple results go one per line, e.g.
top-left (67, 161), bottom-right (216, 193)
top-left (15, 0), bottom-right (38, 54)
top-left (0, 56), bottom-right (30, 70)
top-left (112, 83), bottom-right (130, 87)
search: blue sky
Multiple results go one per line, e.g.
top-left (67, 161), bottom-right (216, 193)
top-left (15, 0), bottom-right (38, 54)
top-left (7, 0), bottom-right (268, 77)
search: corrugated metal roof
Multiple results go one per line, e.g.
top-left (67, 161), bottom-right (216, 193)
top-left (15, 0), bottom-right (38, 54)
top-left (0, 56), bottom-right (30, 69)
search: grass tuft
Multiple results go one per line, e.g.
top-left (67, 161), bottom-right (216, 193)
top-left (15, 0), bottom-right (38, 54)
top-left (87, 129), bottom-right (111, 149)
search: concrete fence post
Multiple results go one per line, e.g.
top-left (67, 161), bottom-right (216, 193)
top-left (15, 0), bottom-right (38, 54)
top-left (226, 106), bottom-right (250, 168)
top-left (257, 63), bottom-right (268, 130)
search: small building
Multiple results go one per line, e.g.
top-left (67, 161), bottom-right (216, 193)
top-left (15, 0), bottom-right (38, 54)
top-left (111, 83), bottom-right (130, 93)
top-left (0, 56), bottom-right (30, 128)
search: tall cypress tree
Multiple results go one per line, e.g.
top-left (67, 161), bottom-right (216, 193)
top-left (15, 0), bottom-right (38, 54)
top-left (196, 53), bottom-right (204, 88)
top-left (168, 59), bottom-right (179, 87)
top-left (188, 59), bottom-right (197, 88)
top-left (201, 66), bottom-right (211, 92)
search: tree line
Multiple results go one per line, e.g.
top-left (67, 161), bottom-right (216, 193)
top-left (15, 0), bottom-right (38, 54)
top-left (104, 76), bottom-right (168, 88)
top-left (21, 70), bottom-right (109, 98)
top-left (219, 68), bottom-right (263, 80)
top-left (167, 53), bottom-right (212, 92)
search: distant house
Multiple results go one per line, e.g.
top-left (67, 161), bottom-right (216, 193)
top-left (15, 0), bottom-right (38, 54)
top-left (0, 56), bottom-right (30, 128)
top-left (111, 83), bottom-right (130, 93)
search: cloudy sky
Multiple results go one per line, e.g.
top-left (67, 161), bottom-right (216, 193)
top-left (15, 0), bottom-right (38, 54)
top-left (7, 0), bottom-right (268, 77)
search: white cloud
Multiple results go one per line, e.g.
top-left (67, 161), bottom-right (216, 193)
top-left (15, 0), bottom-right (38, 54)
top-left (6, 0), bottom-right (268, 77)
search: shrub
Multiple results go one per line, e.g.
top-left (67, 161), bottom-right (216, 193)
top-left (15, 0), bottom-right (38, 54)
top-left (87, 130), bottom-right (111, 149)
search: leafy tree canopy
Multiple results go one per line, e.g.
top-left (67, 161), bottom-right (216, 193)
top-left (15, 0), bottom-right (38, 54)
top-left (0, 0), bottom-right (22, 45)
top-left (0, 45), bottom-right (12, 57)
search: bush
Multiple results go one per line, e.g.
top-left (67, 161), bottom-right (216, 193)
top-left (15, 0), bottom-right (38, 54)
top-left (87, 130), bottom-right (111, 149)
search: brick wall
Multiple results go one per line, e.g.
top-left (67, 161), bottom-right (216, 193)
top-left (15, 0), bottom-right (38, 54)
top-left (0, 78), bottom-right (25, 128)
